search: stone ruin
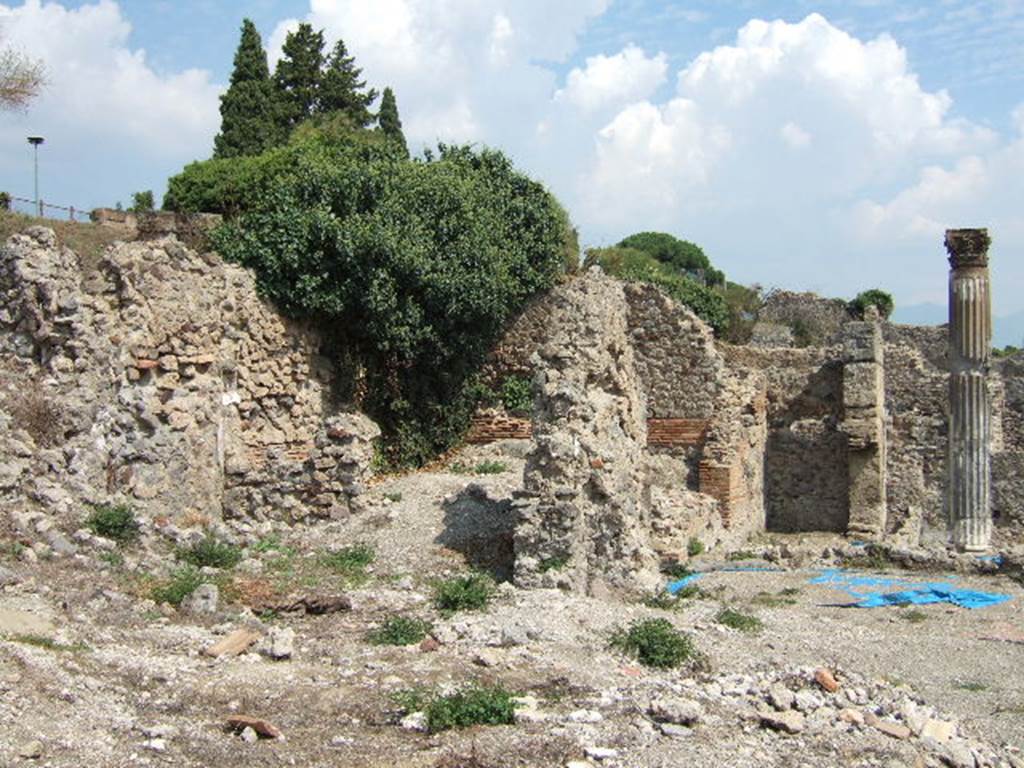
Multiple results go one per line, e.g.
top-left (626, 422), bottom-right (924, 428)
top-left (1, 224), bottom-right (1019, 594)
top-left (0, 227), bottom-right (378, 536)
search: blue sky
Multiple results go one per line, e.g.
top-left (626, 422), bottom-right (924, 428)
top-left (2, 1), bottom-right (1023, 340)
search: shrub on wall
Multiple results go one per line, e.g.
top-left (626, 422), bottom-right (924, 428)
top-left (618, 231), bottom-right (724, 286)
top-left (584, 246), bottom-right (730, 334)
top-left (849, 289), bottom-right (895, 320)
top-left (210, 134), bottom-right (572, 468)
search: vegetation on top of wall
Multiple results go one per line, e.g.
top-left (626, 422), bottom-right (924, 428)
top-left (584, 245), bottom-right (730, 334)
top-left (201, 130), bottom-right (574, 468)
top-left (849, 288), bottom-right (895, 320)
top-left (617, 231), bottom-right (725, 286)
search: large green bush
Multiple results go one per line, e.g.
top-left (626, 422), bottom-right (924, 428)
top-left (208, 134), bottom-right (573, 467)
top-left (618, 231), bottom-right (724, 286)
top-left (585, 246), bottom-right (730, 334)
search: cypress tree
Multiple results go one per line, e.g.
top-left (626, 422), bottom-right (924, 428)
top-left (377, 87), bottom-right (408, 156)
top-left (273, 22), bottom-right (325, 131)
top-left (318, 39), bottom-right (377, 127)
top-left (213, 19), bottom-right (281, 158)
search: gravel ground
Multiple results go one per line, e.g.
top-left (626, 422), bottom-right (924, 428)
top-left (1, 441), bottom-right (1022, 768)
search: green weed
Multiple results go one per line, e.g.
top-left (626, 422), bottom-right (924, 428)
top-left (4, 633), bottom-right (88, 653)
top-left (538, 554), bottom-right (569, 573)
top-left (433, 573), bottom-right (495, 614)
top-left (716, 608), bottom-right (763, 633)
top-left (368, 616), bottom-right (433, 646)
top-left (609, 618), bottom-right (696, 669)
top-left (687, 537), bottom-right (705, 557)
top-left (177, 535), bottom-right (242, 569)
top-left (317, 544), bottom-right (375, 584)
top-left (85, 503), bottom-right (139, 544)
top-left (425, 685), bottom-right (516, 733)
top-left (150, 566), bottom-right (205, 606)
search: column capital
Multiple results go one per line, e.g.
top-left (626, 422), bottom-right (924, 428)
top-left (945, 228), bottom-right (991, 269)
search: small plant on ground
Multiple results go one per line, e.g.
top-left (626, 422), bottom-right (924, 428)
top-left (661, 562), bottom-right (692, 579)
top-left (716, 608), bottom-right (763, 633)
top-left (97, 550), bottom-right (124, 568)
top-left (4, 633), bottom-right (88, 653)
top-left (751, 591), bottom-right (797, 608)
top-left (425, 685), bottom-right (516, 733)
top-left (433, 573), bottom-right (495, 614)
top-left (726, 550), bottom-right (757, 562)
top-left (687, 537), bottom-right (705, 557)
top-left (150, 566), bottom-right (204, 606)
top-left (253, 534), bottom-right (289, 553)
top-left (643, 593), bottom-right (684, 610)
top-left (368, 615), bottom-right (433, 646)
top-left (85, 503), bottom-right (140, 544)
top-left (317, 543), bottom-right (375, 584)
top-left (610, 618), bottom-right (696, 669)
top-left (900, 609), bottom-right (929, 623)
top-left (177, 535), bottom-right (242, 569)
top-left (384, 491), bottom-right (403, 502)
top-left (538, 554), bottom-right (569, 573)
top-left (955, 681), bottom-right (988, 692)
top-left (473, 461), bottom-right (507, 475)
top-left (779, 587), bottom-right (802, 596)
top-left (390, 687), bottom-right (431, 714)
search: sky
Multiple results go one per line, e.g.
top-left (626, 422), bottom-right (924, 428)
top-left (1, 0), bottom-right (1023, 340)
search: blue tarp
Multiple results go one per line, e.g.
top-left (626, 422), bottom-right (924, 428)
top-left (666, 573), bottom-right (703, 594)
top-left (810, 568), bottom-right (1011, 609)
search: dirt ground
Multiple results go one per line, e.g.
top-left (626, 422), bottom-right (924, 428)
top-left (1, 443), bottom-right (1022, 768)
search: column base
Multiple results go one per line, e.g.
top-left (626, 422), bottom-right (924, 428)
top-left (950, 518), bottom-right (992, 552)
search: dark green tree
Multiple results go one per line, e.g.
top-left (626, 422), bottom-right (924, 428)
top-left (130, 190), bottom-right (154, 212)
top-left (273, 22), bottom-right (325, 131)
top-left (214, 19), bottom-right (281, 158)
top-left (377, 86), bottom-right (408, 155)
top-left (319, 39), bottom-right (377, 127)
top-left (618, 231), bottom-right (724, 286)
top-left (849, 289), bottom-right (894, 319)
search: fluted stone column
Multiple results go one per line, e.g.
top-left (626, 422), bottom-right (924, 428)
top-left (945, 228), bottom-right (992, 552)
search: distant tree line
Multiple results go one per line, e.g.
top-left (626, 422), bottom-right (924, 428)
top-left (214, 19), bottom-right (407, 160)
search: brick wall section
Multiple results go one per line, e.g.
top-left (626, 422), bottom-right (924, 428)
top-left (467, 413), bottom-right (713, 450)
top-left (647, 418), bottom-right (710, 448)
top-left (698, 461), bottom-right (745, 526)
top-left (466, 413), bottom-right (533, 443)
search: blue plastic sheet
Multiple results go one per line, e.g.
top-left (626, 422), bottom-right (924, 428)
top-left (666, 573), bottom-right (703, 594)
top-left (810, 568), bottom-right (1011, 609)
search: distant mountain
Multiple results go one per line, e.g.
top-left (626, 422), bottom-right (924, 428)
top-left (892, 302), bottom-right (1024, 349)
top-left (891, 302), bottom-right (945, 328)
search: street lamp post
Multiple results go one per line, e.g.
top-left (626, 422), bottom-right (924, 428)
top-left (27, 136), bottom-right (44, 217)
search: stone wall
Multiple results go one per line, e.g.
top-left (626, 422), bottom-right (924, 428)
top-left (721, 344), bottom-right (848, 533)
top-left (514, 271), bottom-right (661, 595)
top-left (0, 227), bottom-right (377, 529)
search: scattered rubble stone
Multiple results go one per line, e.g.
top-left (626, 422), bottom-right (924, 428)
top-left (648, 696), bottom-right (703, 725)
top-left (814, 667), bottom-right (840, 693)
top-left (226, 715), bottom-right (281, 739)
top-left (204, 628), bottom-right (260, 658)
top-left (760, 710), bottom-right (806, 734)
top-left (259, 627), bottom-right (295, 660)
top-left (865, 712), bottom-right (912, 740)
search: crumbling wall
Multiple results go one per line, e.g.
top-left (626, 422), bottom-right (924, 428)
top-left (0, 227), bottom-right (377, 528)
top-left (514, 271), bottom-right (661, 596)
top-left (622, 282), bottom-right (725, 419)
top-left (993, 354), bottom-right (1024, 541)
top-left (722, 344), bottom-right (847, 532)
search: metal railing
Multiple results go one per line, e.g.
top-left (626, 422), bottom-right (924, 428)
top-left (5, 195), bottom-right (92, 222)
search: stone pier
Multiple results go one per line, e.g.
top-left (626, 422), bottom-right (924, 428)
top-left (842, 311), bottom-right (887, 538)
top-left (945, 228), bottom-right (993, 551)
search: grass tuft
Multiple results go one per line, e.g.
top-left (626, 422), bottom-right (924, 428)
top-left (317, 544), bottom-right (375, 584)
top-left (368, 615), bottom-right (433, 646)
top-left (433, 573), bottom-right (495, 614)
top-left (716, 608), bottom-right (763, 633)
top-left (538, 554), bottom-right (570, 573)
top-left (150, 565), bottom-right (204, 606)
top-left (425, 685), bottom-right (516, 733)
top-left (3, 633), bottom-right (88, 652)
top-left (610, 618), bottom-right (696, 669)
top-left (687, 537), bottom-right (705, 557)
top-left (900, 609), bottom-right (929, 623)
top-left (177, 535), bottom-right (242, 569)
top-left (85, 502), bottom-right (140, 544)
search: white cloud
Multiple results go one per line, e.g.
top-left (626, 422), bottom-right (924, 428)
top-left (780, 121), bottom-right (811, 149)
top-left (556, 45), bottom-right (667, 112)
top-left (574, 13), bottom-right (1018, 308)
top-left (0, 1), bottom-right (218, 151)
top-left (0, 0), bottom-right (219, 207)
